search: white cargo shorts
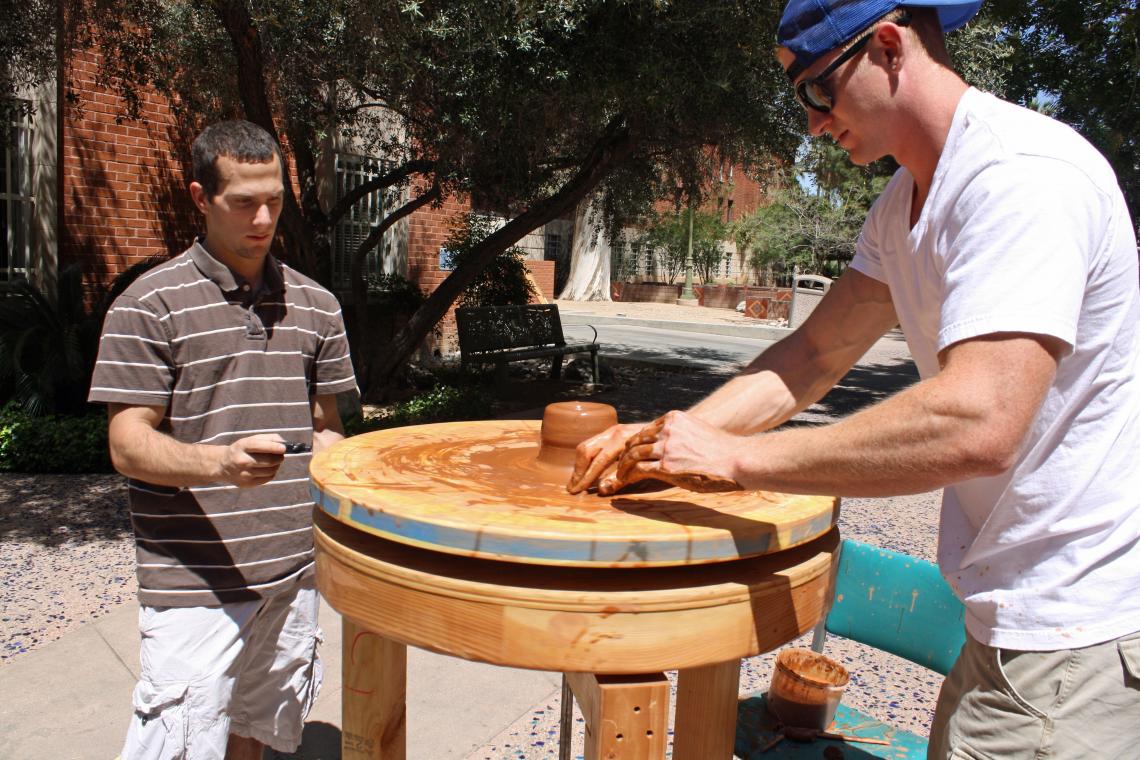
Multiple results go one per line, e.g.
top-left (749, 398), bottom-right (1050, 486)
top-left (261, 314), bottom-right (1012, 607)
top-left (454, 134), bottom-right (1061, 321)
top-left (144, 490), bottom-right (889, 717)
top-left (120, 575), bottom-right (322, 760)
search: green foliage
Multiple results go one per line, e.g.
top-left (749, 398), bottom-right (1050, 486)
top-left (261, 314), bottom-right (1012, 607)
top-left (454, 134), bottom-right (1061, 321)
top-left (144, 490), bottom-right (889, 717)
top-left (733, 156), bottom-right (886, 282)
top-left (0, 258), bottom-right (165, 417)
top-left (981, 1), bottom-right (1140, 233)
top-left (365, 272), bottom-right (427, 312)
top-left (0, 404), bottom-right (112, 473)
top-left (0, 266), bottom-right (101, 416)
top-left (0, 1), bottom-right (55, 114)
top-left (444, 214), bottom-right (536, 308)
top-left (946, 13), bottom-right (1015, 98)
top-left (639, 209), bottom-right (729, 284)
top-left (344, 384), bottom-right (493, 434)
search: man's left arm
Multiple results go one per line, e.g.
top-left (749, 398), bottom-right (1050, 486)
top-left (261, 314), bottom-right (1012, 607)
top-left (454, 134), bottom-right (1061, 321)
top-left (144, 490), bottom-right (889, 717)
top-left (306, 294), bottom-right (356, 451)
top-left (617, 331), bottom-right (1064, 496)
top-left (311, 393), bottom-right (345, 452)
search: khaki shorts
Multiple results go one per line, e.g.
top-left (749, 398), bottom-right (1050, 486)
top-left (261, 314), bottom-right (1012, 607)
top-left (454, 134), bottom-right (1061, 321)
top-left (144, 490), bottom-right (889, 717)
top-left (929, 628), bottom-right (1140, 759)
top-left (120, 575), bottom-right (322, 760)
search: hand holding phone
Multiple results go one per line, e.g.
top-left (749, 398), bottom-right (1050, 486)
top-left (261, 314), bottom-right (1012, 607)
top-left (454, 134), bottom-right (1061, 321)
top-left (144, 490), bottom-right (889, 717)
top-left (282, 441), bottom-right (312, 454)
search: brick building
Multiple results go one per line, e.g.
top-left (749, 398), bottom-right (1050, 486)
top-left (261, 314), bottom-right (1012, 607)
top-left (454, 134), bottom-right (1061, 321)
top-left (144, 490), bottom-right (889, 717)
top-left (3, 46), bottom-right (558, 327)
top-left (4, 39), bottom-right (764, 341)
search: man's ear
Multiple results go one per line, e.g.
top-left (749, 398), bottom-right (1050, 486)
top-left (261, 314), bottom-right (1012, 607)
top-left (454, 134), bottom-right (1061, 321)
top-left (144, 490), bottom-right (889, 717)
top-left (775, 46), bottom-right (797, 76)
top-left (189, 181), bottom-right (211, 214)
top-left (874, 21), bottom-right (905, 72)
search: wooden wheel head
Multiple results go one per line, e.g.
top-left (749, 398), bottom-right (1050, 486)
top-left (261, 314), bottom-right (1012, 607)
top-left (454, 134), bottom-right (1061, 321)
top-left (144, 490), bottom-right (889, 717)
top-left (310, 403), bottom-right (839, 567)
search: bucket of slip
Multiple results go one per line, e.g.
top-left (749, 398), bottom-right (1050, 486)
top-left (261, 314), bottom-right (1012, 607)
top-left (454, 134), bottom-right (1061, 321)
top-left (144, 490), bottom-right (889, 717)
top-left (767, 647), bottom-right (851, 731)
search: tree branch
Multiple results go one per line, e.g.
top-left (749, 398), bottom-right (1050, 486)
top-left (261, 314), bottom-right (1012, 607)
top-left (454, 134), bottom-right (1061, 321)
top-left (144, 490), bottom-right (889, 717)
top-left (327, 158), bottom-right (435, 230)
top-left (369, 116), bottom-right (640, 392)
top-left (212, 0), bottom-right (316, 274)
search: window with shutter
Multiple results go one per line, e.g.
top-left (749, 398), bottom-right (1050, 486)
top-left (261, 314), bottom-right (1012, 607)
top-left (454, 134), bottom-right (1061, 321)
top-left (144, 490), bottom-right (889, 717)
top-left (332, 153), bottom-right (395, 291)
top-left (1, 101), bottom-right (33, 282)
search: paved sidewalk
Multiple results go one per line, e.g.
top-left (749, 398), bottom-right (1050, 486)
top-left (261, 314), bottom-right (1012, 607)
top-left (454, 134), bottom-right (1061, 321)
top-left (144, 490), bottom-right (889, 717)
top-left (555, 299), bottom-right (792, 341)
top-left (552, 298), bottom-right (782, 327)
top-left (0, 596), bottom-right (563, 760)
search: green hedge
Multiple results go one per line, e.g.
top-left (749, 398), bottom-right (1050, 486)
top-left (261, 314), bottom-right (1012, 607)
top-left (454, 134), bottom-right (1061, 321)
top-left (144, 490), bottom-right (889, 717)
top-left (0, 405), bottom-right (112, 473)
top-left (0, 384), bottom-right (493, 473)
top-left (345, 384), bottom-right (493, 435)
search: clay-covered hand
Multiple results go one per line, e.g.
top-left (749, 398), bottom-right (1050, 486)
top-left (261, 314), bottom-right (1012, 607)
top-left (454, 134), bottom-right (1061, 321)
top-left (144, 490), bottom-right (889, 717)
top-left (600, 411), bottom-right (744, 495)
top-left (566, 422), bottom-right (646, 494)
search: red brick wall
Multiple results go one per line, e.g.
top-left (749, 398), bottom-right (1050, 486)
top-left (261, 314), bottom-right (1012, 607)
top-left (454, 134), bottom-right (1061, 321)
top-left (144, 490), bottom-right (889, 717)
top-left (525, 259), bottom-right (555, 301)
top-left (406, 193), bottom-right (471, 297)
top-left (726, 168), bottom-right (766, 220)
top-left (61, 49), bottom-right (201, 289)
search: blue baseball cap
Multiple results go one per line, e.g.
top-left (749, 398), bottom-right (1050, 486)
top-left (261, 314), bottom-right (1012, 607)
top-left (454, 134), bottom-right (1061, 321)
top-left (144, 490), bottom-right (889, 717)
top-left (778, 0), bottom-right (983, 80)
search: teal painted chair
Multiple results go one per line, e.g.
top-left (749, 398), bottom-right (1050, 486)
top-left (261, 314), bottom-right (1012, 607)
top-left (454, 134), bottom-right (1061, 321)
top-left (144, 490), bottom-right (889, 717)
top-left (735, 539), bottom-right (967, 759)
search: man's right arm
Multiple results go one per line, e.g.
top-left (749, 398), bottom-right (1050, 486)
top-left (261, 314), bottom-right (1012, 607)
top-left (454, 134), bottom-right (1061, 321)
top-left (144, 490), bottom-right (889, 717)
top-left (108, 403), bottom-right (287, 489)
top-left (568, 269), bottom-right (897, 493)
top-left (688, 268), bottom-right (898, 433)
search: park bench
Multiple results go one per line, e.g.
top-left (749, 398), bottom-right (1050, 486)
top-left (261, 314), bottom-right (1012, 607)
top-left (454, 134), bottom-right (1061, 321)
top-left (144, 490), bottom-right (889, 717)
top-left (455, 304), bottom-right (600, 384)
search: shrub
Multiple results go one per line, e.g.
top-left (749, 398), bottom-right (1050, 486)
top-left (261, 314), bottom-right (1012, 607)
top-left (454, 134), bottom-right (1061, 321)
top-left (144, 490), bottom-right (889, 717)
top-left (0, 404), bottom-right (112, 473)
top-left (443, 213), bottom-right (536, 308)
top-left (0, 257), bottom-right (167, 417)
top-left (344, 384), bottom-right (493, 435)
top-left (365, 272), bottom-right (427, 312)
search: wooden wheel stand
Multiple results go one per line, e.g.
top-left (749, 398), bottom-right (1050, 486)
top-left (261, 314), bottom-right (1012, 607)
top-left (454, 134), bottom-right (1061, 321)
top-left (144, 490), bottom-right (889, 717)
top-left (310, 403), bottom-right (841, 759)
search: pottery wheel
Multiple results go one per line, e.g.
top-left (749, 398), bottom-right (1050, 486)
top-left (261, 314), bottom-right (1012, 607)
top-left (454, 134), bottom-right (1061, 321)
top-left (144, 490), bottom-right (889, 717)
top-left (310, 402), bottom-right (839, 567)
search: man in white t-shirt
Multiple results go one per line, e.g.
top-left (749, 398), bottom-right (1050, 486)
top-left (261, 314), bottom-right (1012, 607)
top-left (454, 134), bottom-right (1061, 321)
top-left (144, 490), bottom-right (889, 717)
top-left (567, 1), bottom-right (1140, 756)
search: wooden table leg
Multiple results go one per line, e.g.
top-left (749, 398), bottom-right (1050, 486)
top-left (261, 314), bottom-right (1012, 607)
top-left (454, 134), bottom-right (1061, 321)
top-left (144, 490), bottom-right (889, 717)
top-left (671, 659), bottom-right (742, 760)
top-left (565, 672), bottom-right (670, 759)
top-left (341, 617), bottom-right (407, 759)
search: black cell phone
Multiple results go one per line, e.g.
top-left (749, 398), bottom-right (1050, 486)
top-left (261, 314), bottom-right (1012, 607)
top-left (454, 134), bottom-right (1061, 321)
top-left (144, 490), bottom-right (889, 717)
top-left (283, 441), bottom-right (312, 454)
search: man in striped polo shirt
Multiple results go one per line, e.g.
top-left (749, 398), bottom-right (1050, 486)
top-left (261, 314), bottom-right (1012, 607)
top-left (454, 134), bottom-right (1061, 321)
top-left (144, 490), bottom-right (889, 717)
top-left (89, 120), bottom-right (358, 760)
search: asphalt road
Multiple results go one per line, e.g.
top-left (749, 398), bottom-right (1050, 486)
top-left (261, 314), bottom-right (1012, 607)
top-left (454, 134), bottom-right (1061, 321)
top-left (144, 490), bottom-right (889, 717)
top-left (563, 322), bottom-right (776, 369)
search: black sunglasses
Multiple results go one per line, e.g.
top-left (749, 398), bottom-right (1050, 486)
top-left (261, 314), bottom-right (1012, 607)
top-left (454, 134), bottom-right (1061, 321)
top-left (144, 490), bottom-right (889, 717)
top-left (793, 11), bottom-right (911, 114)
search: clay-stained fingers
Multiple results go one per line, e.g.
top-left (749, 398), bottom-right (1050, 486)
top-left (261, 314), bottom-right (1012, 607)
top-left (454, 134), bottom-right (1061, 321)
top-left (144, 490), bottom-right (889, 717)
top-left (597, 461), bottom-right (661, 496)
top-left (624, 417), bottom-right (666, 450)
top-left (600, 463), bottom-right (743, 495)
top-left (620, 442), bottom-right (660, 464)
top-left (567, 422), bottom-right (643, 494)
top-left (656, 470), bottom-right (743, 493)
top-left (566, 440), bottom-right (621, 494)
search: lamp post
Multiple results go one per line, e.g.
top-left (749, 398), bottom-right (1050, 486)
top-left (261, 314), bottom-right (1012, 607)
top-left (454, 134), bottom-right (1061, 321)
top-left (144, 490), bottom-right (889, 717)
top-left (677, 203), bottom-right (699, 306)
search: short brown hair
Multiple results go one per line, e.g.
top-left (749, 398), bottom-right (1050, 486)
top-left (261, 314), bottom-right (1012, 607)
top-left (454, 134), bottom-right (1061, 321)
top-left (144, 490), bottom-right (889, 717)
top-left (191, 120), bottom-right (284, 198)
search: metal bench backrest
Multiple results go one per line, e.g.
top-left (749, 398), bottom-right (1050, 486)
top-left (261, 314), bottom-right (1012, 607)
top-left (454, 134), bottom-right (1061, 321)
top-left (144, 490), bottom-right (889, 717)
top-left (455, 304), bottom-right (567, 356)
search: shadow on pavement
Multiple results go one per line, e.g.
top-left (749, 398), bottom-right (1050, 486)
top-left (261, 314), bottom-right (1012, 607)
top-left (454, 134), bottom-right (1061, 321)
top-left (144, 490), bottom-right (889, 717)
top-left (267, 720), bottom-right (341, 759)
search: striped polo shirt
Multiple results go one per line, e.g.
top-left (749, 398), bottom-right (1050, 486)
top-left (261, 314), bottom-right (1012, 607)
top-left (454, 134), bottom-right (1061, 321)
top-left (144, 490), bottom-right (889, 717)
top-left (89, 240), bottom-right (357, 606)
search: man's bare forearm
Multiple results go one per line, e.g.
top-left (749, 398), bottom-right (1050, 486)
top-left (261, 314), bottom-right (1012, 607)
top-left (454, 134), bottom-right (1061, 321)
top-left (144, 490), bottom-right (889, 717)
top-left (107, 403), bottom-right (287, 489)
top-left (688, 334), bottom-right (848, 434)
top-left (310, 393), bottom-right (345, 453)
top-left (690, 269), bottom-right (897, 435)
top-left (727, 335), bottom-right (1059, 496)
top-left (109, 418), bottom-right (227, 488)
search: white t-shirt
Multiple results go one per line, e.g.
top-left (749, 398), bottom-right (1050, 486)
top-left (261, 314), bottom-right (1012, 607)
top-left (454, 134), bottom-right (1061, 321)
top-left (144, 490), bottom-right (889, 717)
top-left (852, 87), bottom-right (1140, 651)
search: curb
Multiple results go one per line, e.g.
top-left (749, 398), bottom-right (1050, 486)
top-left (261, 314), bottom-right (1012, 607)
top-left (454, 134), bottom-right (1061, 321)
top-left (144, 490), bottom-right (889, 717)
top-left (600, 355), bottom-right (740, 373)
top-left (559, 311), bottom-right (793, 341)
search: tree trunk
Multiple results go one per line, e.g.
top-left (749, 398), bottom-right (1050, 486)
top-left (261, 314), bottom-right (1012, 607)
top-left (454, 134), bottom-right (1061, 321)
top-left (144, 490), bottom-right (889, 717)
top-left (558, 195), bottom-right (611, 301)
top-left (214, 0), bottom-right (317, 276)
top-left (368, 122), bottom-right (638, 395)
top-left (350, 183), bottom-right (440, 396)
